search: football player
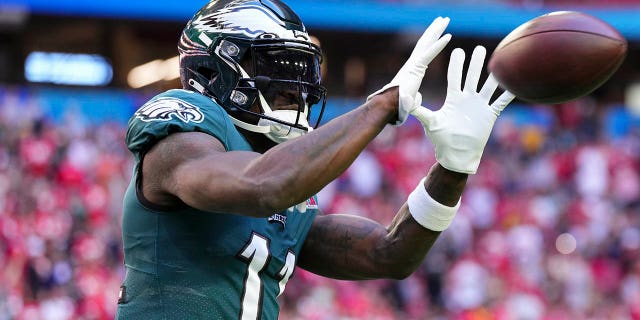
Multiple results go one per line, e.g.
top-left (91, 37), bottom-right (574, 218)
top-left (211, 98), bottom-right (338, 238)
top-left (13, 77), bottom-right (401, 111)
top-left (116, 0), bottom-right (515, 318)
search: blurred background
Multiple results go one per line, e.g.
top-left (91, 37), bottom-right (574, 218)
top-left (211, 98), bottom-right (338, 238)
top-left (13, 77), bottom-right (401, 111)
top-left (0, 0), bottom-right (639, 319)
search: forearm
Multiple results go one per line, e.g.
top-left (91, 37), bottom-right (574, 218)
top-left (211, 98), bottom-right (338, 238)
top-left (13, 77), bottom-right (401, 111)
top-left (245, 94), bottom-right (397, 210)
top-left (299, 164), bottom-right (467, 280)
top-left (423, 163), bottom-right (467, 206)
top-left (382, 163), bottom-right (467, 274)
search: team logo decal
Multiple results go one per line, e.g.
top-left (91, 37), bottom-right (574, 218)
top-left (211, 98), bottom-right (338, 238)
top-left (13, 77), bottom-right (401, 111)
top-left (135, 98), bottom-right (204, 124)
top-left (192, 2), bottom-right (300, 39)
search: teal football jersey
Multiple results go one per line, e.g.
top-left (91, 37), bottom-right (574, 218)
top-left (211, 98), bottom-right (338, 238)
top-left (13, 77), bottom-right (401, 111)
top-left (116, 89), bottom-right (318, 320)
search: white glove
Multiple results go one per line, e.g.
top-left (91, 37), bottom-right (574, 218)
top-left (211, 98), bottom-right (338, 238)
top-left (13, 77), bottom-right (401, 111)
top-left (367, 17), bottom-right (451, 126)
top-left (411, 46), bottom-right (515, 174)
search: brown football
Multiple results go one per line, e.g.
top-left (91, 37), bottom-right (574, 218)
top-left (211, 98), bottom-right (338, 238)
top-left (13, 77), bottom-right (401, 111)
top-left (488, 11), bottom-right (627, 104)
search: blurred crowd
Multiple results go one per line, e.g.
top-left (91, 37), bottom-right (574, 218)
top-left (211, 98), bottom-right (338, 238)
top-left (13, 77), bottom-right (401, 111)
top-left (0, 86), bottom-right (639, 319)
top-left (0, 87), bottom-right (130, 320)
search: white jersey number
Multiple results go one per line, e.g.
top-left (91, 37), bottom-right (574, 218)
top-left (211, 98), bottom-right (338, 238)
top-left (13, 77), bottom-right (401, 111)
top-left (237, 232), bottom-right (296, 320)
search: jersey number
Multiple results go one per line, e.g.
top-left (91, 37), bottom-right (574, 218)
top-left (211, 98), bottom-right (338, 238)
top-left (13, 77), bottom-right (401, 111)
top-left (237, 233), bottom-right (296, 320)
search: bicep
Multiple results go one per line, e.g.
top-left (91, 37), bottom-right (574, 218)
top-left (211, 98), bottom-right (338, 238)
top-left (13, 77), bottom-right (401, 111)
top-left (143, 131), bottom-right (266, 216)
top-left (297, 205), bottom-right (442, 280)
top-left (297, 213), bottom-right (391, 280)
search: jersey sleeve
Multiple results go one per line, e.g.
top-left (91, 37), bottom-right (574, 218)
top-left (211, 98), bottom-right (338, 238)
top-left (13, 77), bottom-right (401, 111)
top-left (125, 89), bottom-right (235, 160)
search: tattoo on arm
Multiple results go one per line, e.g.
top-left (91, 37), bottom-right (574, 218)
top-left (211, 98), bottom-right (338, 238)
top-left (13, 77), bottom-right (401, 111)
top-left (299, 214), bottom-right (387, 279)
top-left (299, 164), bottom-right (468, 280)
top-left (300, 211), bottom-right (442, 280)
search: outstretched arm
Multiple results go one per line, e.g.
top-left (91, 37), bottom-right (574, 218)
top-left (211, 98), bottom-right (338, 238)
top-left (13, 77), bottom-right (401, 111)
top-left (298, 46), bottom-right (515, 280)
top-left (298, 163), bottom-right (466, 280)
top-left (143, 93), bottom-right (397, 216)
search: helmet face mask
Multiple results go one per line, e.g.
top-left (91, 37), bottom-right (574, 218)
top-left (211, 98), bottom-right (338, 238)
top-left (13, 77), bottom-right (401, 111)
top-left (248, 42), bottom-right (323, 104)
top-left (178, 0), bottom-right (327, 144)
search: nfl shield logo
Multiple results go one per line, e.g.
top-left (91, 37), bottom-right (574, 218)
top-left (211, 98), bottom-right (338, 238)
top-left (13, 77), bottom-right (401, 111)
top-left (306, 197), bottom-right (318, 209)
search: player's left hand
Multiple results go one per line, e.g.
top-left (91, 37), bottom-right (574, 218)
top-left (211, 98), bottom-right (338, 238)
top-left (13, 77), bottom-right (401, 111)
top-left (411, 46), bottom-right (515, 174)
top-left (367, 17), bottom-right (451, 125)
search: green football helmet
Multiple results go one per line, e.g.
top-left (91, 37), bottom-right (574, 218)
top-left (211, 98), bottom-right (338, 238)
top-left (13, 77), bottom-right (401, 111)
top-left (179, 0), bottom-right (326, 143)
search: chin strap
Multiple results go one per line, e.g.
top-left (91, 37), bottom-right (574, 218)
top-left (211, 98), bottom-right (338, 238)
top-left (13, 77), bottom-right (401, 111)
top-left (253, 82), bottom-right (313, 143)
top-left (187, 54), bottom-right (313, 144)
top-left (258, 110), bottom-right (313, 144)
top-left (227, 90), bottom-right (313, 142)
top-left (229, 116), bottom-right (272, 134)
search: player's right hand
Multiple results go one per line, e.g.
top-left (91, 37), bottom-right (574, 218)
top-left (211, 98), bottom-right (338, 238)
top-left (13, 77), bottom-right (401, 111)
top-left (367, 17), bottom-right (451, 126)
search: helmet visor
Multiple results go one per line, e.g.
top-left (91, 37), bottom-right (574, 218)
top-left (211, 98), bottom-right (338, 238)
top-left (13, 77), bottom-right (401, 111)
top-left (250, 46), bottom-right (324, 105)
